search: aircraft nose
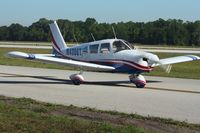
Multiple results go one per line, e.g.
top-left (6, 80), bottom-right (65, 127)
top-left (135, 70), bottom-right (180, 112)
top-left (144, 53), bottom-right (159, 66)
top-left (149, 54), bottom-right (159, 62)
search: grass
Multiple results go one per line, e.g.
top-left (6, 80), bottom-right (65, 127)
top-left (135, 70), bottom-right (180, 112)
top-left (0, 48), bottom-right (73, 70)
top-left (0, 96), bottom-right (150, 133)
top-left (145, 53), bottom-right (200, 79)
top-left (81, 106), bottom-right (200, 130)
top-left (0, 95), bottom-right (199, 133)
top-left (1, 47), bottom-right (200, 79)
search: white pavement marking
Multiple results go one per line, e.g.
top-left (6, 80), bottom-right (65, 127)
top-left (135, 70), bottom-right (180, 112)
top-left (0, 65), bottom-right (200, 123)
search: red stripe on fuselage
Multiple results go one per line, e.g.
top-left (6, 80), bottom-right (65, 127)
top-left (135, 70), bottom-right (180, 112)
top-left (56, 54), bottom-right (152, 72)
top-left (50, 33), bottom-right (61, 52)
top-left (102, 59), bottom-right (153, 69)
top-left (89, 60), bottom-right (152, 72)
top-left (48, 40), bottom-right (153, 72)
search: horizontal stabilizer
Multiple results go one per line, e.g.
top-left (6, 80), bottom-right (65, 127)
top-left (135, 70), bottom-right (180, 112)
top-left (7, 51), bottom-right (35, 59)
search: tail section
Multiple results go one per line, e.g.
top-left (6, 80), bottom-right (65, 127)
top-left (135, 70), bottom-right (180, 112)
top-left (49, 21), bottom-right (67, 54)
top-left (52, 47), bottom-right (62, 56)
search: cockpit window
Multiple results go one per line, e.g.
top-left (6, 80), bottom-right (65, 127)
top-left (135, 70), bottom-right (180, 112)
top-left (112, 40), bottom-right (131, 53)
top-left (124, 40), bottom-right (135, 49)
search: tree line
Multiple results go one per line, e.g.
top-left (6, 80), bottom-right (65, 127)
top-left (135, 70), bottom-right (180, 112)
top-left (0, 18), bottom-right (200, 46)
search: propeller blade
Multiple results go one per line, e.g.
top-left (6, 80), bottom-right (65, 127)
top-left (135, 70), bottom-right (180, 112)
top-left (160, 64), bottom-right (172, 73)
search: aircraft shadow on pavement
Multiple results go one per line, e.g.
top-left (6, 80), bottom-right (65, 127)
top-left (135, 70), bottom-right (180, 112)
top-left (84, 80), bottom-right (162, 88)
top-left (0, 74), bottom-right (72, 84)
top-left (0, 73), bottom-right (162, 88)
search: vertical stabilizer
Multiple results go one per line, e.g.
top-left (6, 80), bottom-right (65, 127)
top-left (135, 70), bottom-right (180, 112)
top-left (49, 21), bottom-right (67, 53)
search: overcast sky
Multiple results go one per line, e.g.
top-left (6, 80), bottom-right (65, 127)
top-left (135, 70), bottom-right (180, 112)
top-left (0, 0), bottom-right (199, 26)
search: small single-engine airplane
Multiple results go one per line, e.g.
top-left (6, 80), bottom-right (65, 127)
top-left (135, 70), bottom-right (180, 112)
top-left (8, 21), bottom-right (200, 88)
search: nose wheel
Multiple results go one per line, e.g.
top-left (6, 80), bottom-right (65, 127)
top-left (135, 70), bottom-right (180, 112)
top-left (129, 74), bottom-right (146, 88)
top-left (69, 74), bottom-right (84, 85)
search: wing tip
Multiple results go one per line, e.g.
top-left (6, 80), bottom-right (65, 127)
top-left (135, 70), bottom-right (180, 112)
top-left (186, 55), bottom-right (200, 61)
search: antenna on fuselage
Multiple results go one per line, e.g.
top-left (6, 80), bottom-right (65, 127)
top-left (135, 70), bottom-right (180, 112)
top-left (73, 31), bottom-right (78, 44)
top-left (90, 33), bottom-right (96, 41)
top-left (112, 26), bottom-right (117, 39)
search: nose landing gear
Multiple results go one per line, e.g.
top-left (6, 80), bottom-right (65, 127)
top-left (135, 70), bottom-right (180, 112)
top-left (129, 74), bottom-right (146, 88)
top-left (69, 74), bottom-right (84, 85)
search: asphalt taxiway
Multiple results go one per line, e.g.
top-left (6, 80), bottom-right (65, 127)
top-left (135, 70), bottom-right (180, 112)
top-left (0, 65), bottom-right (200, 123)
top-left (1, 44), bottom-right (200, 54)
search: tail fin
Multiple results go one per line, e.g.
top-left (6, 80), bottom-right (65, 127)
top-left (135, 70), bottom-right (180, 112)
top-left (49, 21), bottom-right (67, 53)
top-left (52, 47), bottom-right (62, 56)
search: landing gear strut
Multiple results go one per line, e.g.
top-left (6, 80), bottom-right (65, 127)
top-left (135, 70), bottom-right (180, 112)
top-left (129, 74), bottom-right (146, 88)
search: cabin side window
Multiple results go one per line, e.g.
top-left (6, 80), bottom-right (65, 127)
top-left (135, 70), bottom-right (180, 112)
top-left (89, 44), bottom-right (99, 54)
top-left (100, 43), bottom-right (110, 54)
top-left (82, 46), bottom-right (88, 54)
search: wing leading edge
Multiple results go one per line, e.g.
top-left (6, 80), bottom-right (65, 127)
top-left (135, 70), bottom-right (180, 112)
top-left (7, 51), bottom-right (115, 71)
top-left (152, 55), bottom-right (200, 67)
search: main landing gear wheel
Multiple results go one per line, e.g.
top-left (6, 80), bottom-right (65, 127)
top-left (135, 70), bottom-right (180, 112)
top-left (69, 74), bottom-right (84, 85)
top-left (129, 74), bottom-right (146, 88)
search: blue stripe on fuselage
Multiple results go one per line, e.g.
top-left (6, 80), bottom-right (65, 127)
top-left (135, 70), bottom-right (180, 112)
top-left (89, 60), bottom-right (148, 74)
top-left (114, 65), bottom-right (144, 74)
top-left (56, 54), bottom-right (151, 74)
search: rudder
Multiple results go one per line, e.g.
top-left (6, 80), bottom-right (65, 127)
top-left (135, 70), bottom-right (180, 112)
top-left (49, 21), bottom-right (67, 53)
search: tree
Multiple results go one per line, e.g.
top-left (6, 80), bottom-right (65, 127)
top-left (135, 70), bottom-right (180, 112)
top-left (28, 18), bottom-right (50, 41)
top-left (0, 18), bottom-right (200, 46)
top-left (0, 26), bottom-right (9, 40)
top-left (8, 23), bottom-right (28, 41)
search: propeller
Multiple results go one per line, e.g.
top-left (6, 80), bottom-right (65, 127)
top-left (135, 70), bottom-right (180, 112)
top-left (157, 63), bottom-right (172, 74)
top-left (141, 53), bottom-right (172, 73)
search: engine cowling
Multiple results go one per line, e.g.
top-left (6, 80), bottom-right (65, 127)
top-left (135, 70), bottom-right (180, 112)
top-left (69, 74), bottom-right (84, 85)
top-left (129, 74), bottom-right (146, 88)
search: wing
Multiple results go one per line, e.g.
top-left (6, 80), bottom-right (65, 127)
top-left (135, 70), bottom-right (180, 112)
top-left (153, 55), bottom-right (200, 67)
top-left (7, 51), bottom-right (115, 71)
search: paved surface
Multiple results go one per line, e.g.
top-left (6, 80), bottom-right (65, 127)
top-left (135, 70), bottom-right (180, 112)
top-left (0, 44), bottom-right (51, 49)
top-left (0, 65), bottom-right (200, 123)
top-left (1, 44), bottom-right (200, 54)
top-left (142, 49), bottom-right (200, 54)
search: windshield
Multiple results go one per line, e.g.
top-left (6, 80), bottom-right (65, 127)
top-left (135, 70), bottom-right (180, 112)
top-left (112, 40), bottom-right (131, 53)
top-left (123, 40), bottom-right (135, 49)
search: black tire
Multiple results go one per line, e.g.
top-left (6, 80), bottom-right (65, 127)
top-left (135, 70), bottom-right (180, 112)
top-left (136, 83), bottom-right (145, 88)
top-left (72, 80), bottom-right (81, 85)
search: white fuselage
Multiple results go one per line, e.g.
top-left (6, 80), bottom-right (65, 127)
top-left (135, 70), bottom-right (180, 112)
top-left (56, 39), bottom-right (157, 74)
